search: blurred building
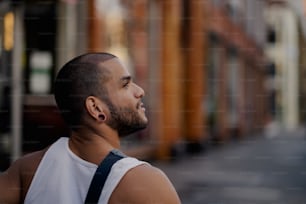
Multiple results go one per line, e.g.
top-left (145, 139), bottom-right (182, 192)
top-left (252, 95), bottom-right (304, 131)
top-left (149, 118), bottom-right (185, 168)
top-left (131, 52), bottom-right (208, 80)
top-left (203, 0), bottom-right (268, 144)
top-left (285, 0), bottom-right (306, 125)
top-left (0, 0), bottom-right (271, 167)
top-left (264, 0), bottom-right (306, 130)
top-left (0, 0), bottom-right (14, 169)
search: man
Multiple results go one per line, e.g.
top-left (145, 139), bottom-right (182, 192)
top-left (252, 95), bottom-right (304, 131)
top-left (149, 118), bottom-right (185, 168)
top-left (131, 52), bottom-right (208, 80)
top-left (0, 53), bottom-right (181, 203)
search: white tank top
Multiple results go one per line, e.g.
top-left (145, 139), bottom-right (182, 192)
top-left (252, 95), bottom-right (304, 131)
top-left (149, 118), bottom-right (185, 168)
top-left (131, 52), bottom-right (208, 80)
top-left (24, 137), bottom-right (148, 204)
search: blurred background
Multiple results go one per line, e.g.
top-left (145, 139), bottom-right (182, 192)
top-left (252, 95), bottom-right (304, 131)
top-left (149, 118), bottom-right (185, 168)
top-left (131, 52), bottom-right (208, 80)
top-left (1, 0), bottom-right (306, 203)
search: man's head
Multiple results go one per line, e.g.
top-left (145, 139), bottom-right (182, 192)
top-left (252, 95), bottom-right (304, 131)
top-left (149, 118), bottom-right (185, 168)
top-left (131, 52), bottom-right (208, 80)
top-left (54, 52), bottom-right (148, 136)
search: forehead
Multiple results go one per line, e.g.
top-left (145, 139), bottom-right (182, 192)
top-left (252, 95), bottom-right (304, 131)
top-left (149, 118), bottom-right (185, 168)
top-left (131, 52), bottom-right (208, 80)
top-left (98, 58), bottom-right (129, 79)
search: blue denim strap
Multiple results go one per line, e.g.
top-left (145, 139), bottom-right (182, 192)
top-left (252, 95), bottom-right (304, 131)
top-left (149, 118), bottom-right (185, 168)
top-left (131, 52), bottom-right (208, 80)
top-left (84, 150), bottom-right (125, 204)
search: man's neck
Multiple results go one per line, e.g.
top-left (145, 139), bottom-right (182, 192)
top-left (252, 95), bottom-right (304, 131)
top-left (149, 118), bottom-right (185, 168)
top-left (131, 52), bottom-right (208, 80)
top-left (68, 129), bottom-right (120, 165)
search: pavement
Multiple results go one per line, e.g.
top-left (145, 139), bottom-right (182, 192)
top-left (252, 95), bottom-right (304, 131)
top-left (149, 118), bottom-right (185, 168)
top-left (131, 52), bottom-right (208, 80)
top-left (154, 126), bottom-right (306, 204)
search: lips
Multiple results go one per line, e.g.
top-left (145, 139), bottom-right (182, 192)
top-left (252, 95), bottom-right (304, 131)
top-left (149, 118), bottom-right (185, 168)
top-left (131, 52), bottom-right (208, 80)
top-left (137, 102), bottom-right (146, 111)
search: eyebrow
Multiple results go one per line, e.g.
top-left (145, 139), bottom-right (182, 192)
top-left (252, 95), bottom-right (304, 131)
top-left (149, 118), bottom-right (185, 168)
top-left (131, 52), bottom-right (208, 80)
top-left (120, 75), bottom-right (132, 82)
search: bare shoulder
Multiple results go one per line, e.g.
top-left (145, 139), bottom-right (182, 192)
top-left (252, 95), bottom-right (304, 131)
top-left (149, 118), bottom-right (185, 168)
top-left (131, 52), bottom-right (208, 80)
top-left (19, 149), bottom-right (46, 171)
top-left (0, 149), bottom-right (47, 203)
top-left (19, 149), bottom-right (47, 201)
top-left (109, 163), bottom-right (181, 204)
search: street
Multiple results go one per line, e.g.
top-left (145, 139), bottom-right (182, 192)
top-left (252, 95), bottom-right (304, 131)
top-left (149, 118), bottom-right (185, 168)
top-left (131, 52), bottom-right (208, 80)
top-left (155, 127), bottom-right (306, 204)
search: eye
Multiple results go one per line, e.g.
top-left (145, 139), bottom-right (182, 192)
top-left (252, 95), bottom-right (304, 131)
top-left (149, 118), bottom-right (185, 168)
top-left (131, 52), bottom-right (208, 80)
top-left (123, 81), bottom-right (129, 88)
top-left (121, 76), bottom-right (132, 89)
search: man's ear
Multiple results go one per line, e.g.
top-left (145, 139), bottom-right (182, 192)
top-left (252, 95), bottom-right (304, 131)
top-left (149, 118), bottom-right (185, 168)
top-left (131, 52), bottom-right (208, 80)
top-left (85, 96), bottom-right (107, 122)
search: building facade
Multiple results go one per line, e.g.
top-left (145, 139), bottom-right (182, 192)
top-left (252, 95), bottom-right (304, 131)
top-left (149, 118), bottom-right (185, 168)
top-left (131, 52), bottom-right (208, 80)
top-left (264, 0), bottom-right (301, 130)
top-left (0, 0), bottom-right (271, 166)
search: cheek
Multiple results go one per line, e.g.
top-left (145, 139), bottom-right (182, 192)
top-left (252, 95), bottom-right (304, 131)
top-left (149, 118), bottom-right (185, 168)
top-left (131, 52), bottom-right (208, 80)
top-left (114, 92), bottom-right (135, 106)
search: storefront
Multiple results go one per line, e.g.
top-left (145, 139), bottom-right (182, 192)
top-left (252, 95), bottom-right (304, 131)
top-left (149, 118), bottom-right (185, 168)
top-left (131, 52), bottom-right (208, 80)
top-left (0, 0), bottom-right (14, 169)
top-left (15, 0), bottom-right (153, 159)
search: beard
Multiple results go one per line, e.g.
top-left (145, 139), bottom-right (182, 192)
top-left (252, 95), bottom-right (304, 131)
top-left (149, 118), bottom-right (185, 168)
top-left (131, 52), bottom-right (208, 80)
top-left (105, 100), bottom-right (148, 137)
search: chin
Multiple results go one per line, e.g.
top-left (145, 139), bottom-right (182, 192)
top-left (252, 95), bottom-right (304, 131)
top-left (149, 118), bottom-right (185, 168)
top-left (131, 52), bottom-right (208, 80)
top-left (142, 116), bottom-right (148, 124)
top-left (140, 113), bottom-right (148, 123)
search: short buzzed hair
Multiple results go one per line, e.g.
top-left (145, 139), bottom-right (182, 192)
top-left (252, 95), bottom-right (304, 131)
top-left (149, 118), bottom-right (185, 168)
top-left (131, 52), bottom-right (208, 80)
top-left (54, 52), bottom-right (117, 129)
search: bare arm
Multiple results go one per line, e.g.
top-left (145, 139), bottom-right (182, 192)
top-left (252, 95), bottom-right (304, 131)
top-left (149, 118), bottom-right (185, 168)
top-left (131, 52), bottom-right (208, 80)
top-left (0, 150), bottom-right (45, 204)
top-left (0, 160), bottom-right (21, 204)
top-left (109, 164), bottom-right (181, 204)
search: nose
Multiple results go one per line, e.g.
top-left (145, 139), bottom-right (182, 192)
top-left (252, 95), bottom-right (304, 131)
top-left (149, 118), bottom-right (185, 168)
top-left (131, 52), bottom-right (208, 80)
top-left (134, 83), bottom-right (145, 98)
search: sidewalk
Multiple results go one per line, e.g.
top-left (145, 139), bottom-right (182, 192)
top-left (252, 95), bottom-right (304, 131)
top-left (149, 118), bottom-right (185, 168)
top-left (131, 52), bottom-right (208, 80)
top-left (154, 127), bottom-right (306, 204)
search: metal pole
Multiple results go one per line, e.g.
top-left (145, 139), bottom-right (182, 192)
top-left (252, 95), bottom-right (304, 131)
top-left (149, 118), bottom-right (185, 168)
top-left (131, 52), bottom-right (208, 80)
top-left (11, 5), bottom-right (23, 161)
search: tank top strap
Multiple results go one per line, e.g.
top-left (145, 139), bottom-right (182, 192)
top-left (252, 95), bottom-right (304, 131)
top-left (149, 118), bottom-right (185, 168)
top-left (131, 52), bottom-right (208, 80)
top-left (99, 157), bottom-right (149, 203)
